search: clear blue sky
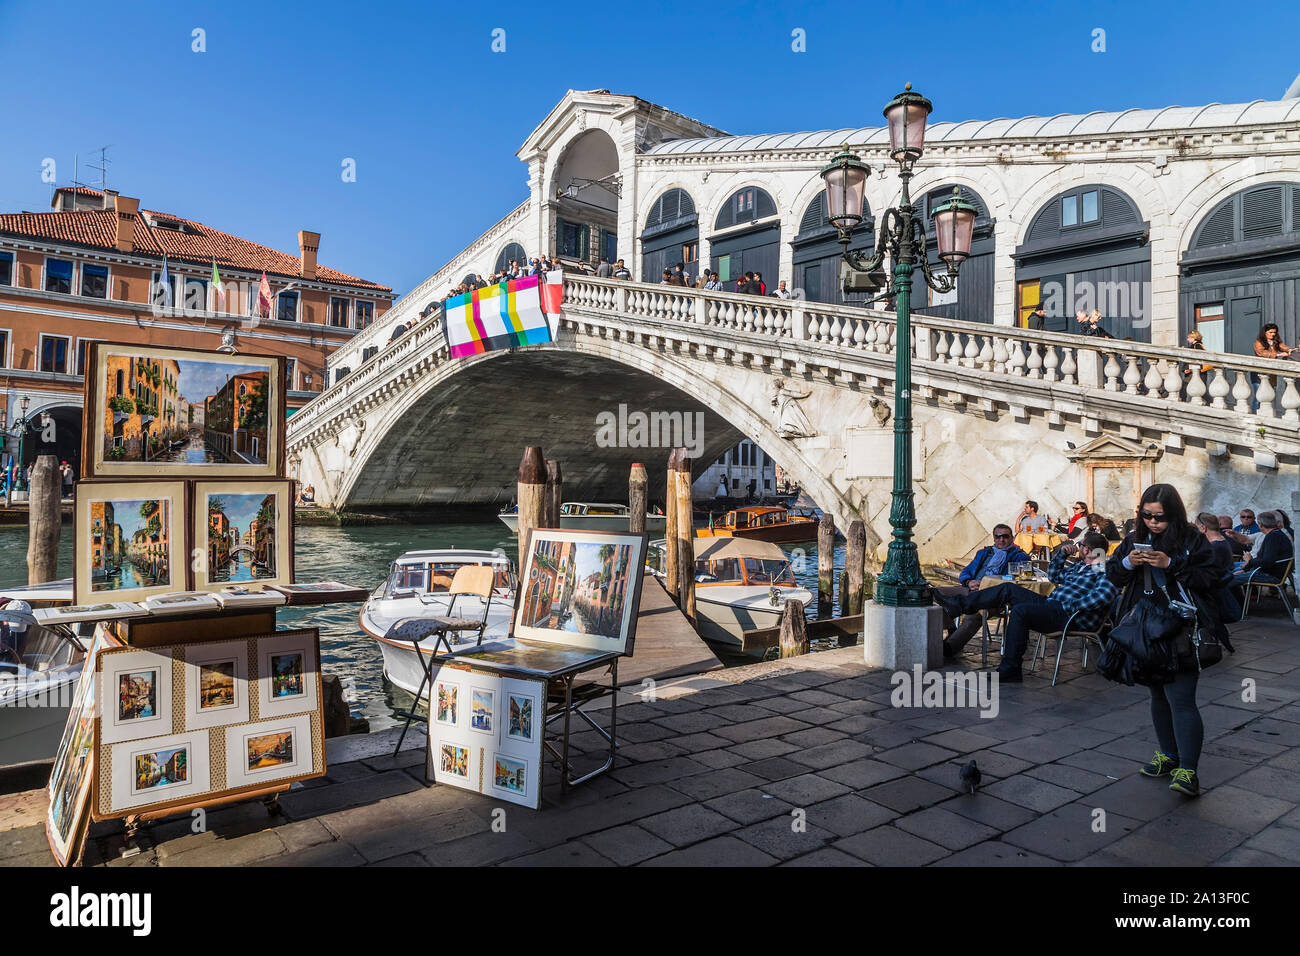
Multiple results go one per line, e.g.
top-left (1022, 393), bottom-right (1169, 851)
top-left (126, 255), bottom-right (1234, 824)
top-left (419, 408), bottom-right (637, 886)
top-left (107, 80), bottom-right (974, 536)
top-left (2, 0), bottom-right (1297, 298)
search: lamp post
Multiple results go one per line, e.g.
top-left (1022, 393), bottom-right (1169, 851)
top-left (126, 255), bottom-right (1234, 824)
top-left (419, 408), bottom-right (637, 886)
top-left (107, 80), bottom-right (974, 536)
top-left (8, 395), bottom-right (36, 495)
top-left (820, 84), bottom-right (976, 648)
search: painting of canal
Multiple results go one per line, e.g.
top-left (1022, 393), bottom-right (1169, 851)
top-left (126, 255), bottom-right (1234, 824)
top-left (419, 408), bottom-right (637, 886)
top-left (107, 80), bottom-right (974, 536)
top-left (246, 731), bottom-right (294, 770)
top-left (85, 345), bottom-right (282, 479)
top-left (270, 652), bottom-right (304, 699)
top-left (205, 491), bottom-right (278, 583)
top-left (134, 746), bottom-right (188, 794)
top-left (508, 694), bottom-right (533, 741)
top-left (88, 497), bottom-right (172, 594)
top-left (439, 744), bottom-right (468, 778)
top-left (436, 682), bottom-right (459, 726)
top-left (118, 670), bottom-right (157, 721)
top-left (199, 661), bottom-right (236, 710)
top-left (493, 755), bottom-right (527, 795)
top-left (470, 689), bottom-right (494, 733)
top-left (520, 540), bottom-right (634, 639)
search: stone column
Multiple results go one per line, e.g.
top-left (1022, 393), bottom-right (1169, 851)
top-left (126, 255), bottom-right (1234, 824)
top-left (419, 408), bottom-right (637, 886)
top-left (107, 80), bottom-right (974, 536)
top-left (864, 602), bottom-right (943, 670)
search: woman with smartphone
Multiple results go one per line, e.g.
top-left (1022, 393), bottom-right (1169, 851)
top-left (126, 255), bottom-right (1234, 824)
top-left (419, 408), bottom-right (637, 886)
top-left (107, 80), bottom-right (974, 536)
top-left (1105, 483), bottom-right (1223, 797)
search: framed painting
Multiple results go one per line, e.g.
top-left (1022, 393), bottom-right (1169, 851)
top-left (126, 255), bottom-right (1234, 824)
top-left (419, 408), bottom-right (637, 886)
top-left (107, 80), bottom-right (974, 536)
top-left (223, 714), bottom-right (313, 788)
top-left (105, 730), bottom-right (211, 813)
top-left (184, 639), bottom-right (251, 731)
top-left (255, 630), bottom-right (320, 719)
top-left (82, 342), bottom-right (285, 479)
top-left (98, 648), bottom-right (175, 745)
top-left (191, 480), bottom-right (295, 592)
top-left (74, 479), bottom-right (188, 605)
top-left (512, 529), bottom-right (647, 655)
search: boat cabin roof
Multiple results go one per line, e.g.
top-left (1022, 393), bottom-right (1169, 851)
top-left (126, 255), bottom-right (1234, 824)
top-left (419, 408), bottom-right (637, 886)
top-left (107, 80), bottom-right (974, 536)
top-left (393, 549), bottom-right (511, 567)
top-left (731, 506), bottom-right (786, 515)
top-left (560, 502), bottom-right (629, 515)
top-left (693, 538), bottom-right (789, 562)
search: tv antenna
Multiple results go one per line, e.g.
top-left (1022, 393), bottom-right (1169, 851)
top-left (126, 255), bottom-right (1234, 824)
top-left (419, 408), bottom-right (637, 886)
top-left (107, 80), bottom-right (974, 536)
top-left (86, 145), bottom-right (113, 191)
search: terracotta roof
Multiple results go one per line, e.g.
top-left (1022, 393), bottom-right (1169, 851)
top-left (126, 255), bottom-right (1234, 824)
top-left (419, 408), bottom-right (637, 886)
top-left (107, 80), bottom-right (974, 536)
top-left (0, 188), bottom-right (391, 293)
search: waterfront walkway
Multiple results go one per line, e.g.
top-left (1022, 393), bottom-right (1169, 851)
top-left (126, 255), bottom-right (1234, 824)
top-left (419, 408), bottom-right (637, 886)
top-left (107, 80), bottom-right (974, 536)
top-left (3, 613), bottom-right (1298, 867)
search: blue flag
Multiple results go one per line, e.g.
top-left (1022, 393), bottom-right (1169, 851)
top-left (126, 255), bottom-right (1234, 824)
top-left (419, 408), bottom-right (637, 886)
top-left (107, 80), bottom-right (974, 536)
top-left (159, 255), bottom-right (172, 307)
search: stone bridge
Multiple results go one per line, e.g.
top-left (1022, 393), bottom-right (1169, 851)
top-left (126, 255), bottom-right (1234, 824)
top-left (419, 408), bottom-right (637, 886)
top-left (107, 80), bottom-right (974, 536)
top-left (287, 275), bottom-right (1300, 562)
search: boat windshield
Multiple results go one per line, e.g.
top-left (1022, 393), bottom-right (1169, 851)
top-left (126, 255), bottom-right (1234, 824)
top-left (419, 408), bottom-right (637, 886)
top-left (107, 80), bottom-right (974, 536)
top-left (741, 558), bottom-right (796, 585)
top-left (390, 562), bottom-right (514, 594)
top-left (0, 619), bottom-right (83, 679)
top-left (695, 558), bottom-right (744, 583)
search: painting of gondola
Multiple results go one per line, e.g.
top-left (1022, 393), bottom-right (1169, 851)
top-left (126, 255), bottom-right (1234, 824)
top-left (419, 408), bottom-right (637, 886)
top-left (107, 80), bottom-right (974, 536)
top-left (83, 343), bottom-right (284, 479)
top-left (513, 529), bottom-right (648, 655)
top-left (192, 481), bottom-right (294, 592)
top-left (440, 744), bottom-right (469, 778)
top-left (118, 670), bottom-right (157, 721)
top-left (199, 661), bottom-right (236, 709)
top-left (246, 731), bottom-right (294, 771)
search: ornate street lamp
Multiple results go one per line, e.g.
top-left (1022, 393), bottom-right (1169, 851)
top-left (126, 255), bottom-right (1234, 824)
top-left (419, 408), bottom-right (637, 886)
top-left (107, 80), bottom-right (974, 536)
top-left (8, 395), bottom-right (36, 494)
top-left (820, 84), bottom-right (976, 609)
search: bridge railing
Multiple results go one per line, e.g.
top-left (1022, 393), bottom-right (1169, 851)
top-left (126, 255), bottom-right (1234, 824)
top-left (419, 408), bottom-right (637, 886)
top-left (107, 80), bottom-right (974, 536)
top-left (563, 275), bottom-right (1300, 424)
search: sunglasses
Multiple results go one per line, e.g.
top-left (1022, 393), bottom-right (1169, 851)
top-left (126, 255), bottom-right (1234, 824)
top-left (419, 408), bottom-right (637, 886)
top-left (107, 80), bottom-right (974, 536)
top-left (1241, 514), bottom-right (1254, 519)
top-left (1141, 511), bottom-right (1169, 522)
top-left (993, 533), bottom-right (1012, 539)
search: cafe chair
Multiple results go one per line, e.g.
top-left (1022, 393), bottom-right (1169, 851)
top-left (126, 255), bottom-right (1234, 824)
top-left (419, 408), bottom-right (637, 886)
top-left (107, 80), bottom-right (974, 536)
top-left (1241, 559), bottom-right (1297, 622)
top-left (1030, 608), bottom-right (1112, 687)
top-left (389, 565), bottom-right (498, 755)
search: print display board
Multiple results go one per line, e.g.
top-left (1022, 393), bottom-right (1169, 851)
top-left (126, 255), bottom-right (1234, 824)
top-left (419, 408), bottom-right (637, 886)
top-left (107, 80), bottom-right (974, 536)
top-left (425, 664), bottom-right (544, 809)
top-left (91, 628), bottom-right (324, 819)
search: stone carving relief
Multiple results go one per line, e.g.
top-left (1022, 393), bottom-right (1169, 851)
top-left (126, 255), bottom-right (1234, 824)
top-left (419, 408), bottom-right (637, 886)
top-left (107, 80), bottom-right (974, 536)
top-left (869, 397), bottom-right (891, 427)
top-left (771, 379), bottom-right (815, 439)
top-left (334, 416), bottom-right (366, 457)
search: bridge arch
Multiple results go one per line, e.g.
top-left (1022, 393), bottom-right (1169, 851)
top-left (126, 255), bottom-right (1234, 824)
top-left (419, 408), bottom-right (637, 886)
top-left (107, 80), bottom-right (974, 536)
top-left (548, 126), bottom-right (623, 265)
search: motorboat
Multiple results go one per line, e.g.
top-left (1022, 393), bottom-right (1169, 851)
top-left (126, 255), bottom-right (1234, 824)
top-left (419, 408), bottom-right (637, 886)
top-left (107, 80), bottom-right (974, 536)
top-left (498, 502), bottom-right (667, 533)
top-left (360, 549), bottom-right (517, 697)
top-left (0, 580), bottom-right (87, 767)
top-left (647, 537), bottom-right (812, 647)
top-left (695, 505), bottom-right (818, 543)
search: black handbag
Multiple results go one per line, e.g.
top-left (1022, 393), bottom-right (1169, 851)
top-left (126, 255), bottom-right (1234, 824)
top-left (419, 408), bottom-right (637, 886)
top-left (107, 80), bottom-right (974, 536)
top-left (1104, 566), bottom-right (1189, 684)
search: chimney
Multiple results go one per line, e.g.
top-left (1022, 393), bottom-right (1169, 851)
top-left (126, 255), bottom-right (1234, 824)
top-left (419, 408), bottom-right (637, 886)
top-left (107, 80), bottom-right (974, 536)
top-left (102, 188), bottom-right (119, 211)
top-left (112, 195), bottom-right (139, 253)
top-left (298, 230), bottom-right (319, 280)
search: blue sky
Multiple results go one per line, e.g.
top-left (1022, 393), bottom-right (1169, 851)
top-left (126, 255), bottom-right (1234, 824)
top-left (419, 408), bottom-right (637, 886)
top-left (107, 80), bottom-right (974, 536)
top-left (2, 0), bottom-right (1298, 298)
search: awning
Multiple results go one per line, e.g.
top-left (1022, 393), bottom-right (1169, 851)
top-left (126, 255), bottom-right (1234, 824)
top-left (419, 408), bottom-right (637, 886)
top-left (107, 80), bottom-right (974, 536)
top-left (112, 411), bottom-right (129, 425)
top-left (693, 538), bottom-right (789, 562)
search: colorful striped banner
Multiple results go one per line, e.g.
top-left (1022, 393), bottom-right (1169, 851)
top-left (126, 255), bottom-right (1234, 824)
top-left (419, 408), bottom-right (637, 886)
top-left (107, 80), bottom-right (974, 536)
top-left (443, 275), bottom-right (552, 359)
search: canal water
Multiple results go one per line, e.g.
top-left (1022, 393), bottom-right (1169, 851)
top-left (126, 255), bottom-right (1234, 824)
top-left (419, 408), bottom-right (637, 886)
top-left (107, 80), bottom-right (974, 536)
top-left (0, 519), bottom-right (850, 732)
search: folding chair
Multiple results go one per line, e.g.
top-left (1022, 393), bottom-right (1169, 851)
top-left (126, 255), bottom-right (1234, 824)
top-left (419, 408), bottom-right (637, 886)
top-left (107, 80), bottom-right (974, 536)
top-left (1241, 559), bottom-right (1296, 622)
top-left (390, 565), bottom-right (497, 755)
top-left (1030, 607), bottom-right (1111, 686)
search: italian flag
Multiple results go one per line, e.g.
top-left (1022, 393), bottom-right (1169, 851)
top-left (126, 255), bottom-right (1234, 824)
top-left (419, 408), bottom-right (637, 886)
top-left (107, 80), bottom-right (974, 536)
top-left (211, 260), bottom-right (226, 309)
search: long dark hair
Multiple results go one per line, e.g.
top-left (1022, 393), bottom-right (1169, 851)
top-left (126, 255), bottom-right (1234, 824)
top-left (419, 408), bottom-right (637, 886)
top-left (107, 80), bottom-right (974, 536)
top-left (1134, 483), bottom-right (1192, 547)
top-left (1257, 323), bottom-right (1280, 349)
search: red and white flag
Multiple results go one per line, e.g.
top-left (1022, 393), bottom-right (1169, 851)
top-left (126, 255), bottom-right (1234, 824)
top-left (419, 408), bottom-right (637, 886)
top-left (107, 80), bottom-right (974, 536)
top-left (256, 272), bottom-right (274, 317)
top-left (540, 269), bottom-right (564, 315)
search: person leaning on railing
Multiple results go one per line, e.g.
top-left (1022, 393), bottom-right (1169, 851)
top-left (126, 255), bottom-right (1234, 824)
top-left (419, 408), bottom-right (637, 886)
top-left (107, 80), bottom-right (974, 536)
top-left (1181, 330), bottom-right (1214, 380)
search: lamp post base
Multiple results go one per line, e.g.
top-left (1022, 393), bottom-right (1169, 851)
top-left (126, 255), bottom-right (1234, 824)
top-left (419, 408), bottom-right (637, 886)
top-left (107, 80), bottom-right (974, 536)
top-left (863, 600), bottom-right (943, 671)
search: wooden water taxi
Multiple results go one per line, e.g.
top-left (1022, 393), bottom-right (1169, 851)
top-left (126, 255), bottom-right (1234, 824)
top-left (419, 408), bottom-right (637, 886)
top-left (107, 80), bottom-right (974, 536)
top-left (696, 506), bottom-right (818, 543)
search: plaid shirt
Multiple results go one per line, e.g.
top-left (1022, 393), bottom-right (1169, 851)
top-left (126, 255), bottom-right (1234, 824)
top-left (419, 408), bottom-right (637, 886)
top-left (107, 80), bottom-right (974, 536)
top-left (1046, 550), bottom-right (1117, 631)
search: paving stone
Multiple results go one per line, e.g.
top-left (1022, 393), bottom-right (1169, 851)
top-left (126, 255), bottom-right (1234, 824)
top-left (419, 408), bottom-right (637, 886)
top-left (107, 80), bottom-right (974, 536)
top-left (421, 829), bottom-right (538, 866)
top-left (366, 852), bottom-right (426, 866)
top-left (834, 826), bottom-right (949, 866)
top-left (786, 707), bottom-right (850, 729)
top-left (761, 772), bottom-right (852, 807)
top-left (263, 840), bottom-right (368, 867)
top-left (752, 696), bottom-right (812, 715)
top-left (714, 715), bottom-right (813, 743)
top-left (957, 748), bottom-right (1036, 779)
top-left (616, 740), bottom-right (687, 763)
top-left (670, 767), bottom-right (767, 801)
top-left (733, 815), bottom-right (836, 860)
top-left (826, 715), bottom-right (891, 735)
top-left (1214, 846), bottom-right (1293, 866)
top-left (691, 748), bottom-right (747, 769)
top-left (786, 738), bottom-right (874, 771)
top-left (859, 723), bottom-right (927, 748)
top-left (930, 840), bottom-right (1063, 866)
top-left (638, 804), bottom-right (737, 847)
top-left (609, 755), bottom-right (710, 787)
top-left (640, 834), bottom-right (778, 867)
top-left (1233, 765), bottom-right (1300, 803)
top-left (938, 794), bottom-right (1038, 832)
top-left (875, 741), bottom-right (959, 771)
top-left (779, 847), bottom-right (871, 866)
top-left (650, 711), bottom-right (730, 734)
top-left (860, 776), bottom-right (954, 813)
top-left (1056, 749), bottom-right (1134, 780)
top-left (1001, 801), bottom-right (1141, 862)
top-left (818, 760), bottom-right (907, 791)
top-left (157, 829), bottom-right (286, 867)
top-left (703, 703), bottom-right (773, 723)
top-left (1178, 784), bottom-right (1294, 834)
top-left (921, 729), bottom-right (1004, 754)
top-left (705, 789), bottom-right (795, 825)
top-left (502, 842), bottom-right (617, 866)
top-left (1094, 833), bottom-right (1210, 867)
top-left (361, 747), bottom-right (427, 773)
top-left (983, 775), bottom-right (1080, 813)
top-left (992, 732), bottom-right (1094, 765)
top-left (789, 689), bottom-right (848, 707)
top-left (1095, 733), bottom-right (1169, 762)
top-left (619, 721), bottom-right (680, 743)
top-left (274, 818), bottom-right (335, 853)
top-left (503, 784), bottom-right (692, 847)
top-left (803, 793), bottom-right (896, 837)
top-left (669, 732), bottom-right (738, 754)
top-left (1025, 762), bottom-right (1113, 794)
top-left (277, 770), bottom-right (422, 819)
top-left (895, 806), bottom-right (1000, 851)
top-left (349, 807), bottom-right (486, 862)
top-left (1131, 813), bottom-right (1249, 864)
top-left (727, 738), bottom-right (800, 760)
top-left (781, 726), bottom-right (847, 748)
top-left (741, 756), bottom-right (809, 781)
top-left (577, 824), bottom-right (674, 865)
top-left (828, 699), bottom-right (884, 716)
top-left (1243, 823), bottom-right (1300, 862)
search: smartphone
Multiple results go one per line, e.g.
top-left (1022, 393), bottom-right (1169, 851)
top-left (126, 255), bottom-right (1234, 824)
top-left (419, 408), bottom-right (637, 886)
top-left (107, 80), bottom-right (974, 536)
top-left (1131, 543), bottom-right (1153, 551)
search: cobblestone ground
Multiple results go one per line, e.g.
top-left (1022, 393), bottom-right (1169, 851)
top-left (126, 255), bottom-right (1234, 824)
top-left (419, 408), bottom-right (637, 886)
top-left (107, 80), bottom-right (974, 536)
top-left (4, 612), bottom-right (1299, 867)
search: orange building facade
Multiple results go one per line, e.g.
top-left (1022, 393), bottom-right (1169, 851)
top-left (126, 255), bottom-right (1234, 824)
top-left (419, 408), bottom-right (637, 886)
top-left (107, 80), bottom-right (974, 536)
top-left (0, 186), bottom-right (394, 477)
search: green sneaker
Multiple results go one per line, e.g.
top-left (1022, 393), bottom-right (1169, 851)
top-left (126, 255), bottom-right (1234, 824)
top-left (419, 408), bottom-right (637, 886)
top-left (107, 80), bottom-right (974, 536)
top-left (1169, 768), bottom-right (1200, 796)
top-left (1140, 752), bottom-right (1178, 777)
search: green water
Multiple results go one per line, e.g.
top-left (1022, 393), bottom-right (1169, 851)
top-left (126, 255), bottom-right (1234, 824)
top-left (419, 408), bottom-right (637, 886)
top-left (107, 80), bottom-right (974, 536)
top-left (0, 520), bottom-right (849, 731)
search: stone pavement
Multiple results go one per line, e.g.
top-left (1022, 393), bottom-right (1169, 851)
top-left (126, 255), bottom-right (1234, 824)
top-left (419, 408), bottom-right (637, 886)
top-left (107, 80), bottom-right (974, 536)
top-left (4, 611), bottom-right (1300, 867)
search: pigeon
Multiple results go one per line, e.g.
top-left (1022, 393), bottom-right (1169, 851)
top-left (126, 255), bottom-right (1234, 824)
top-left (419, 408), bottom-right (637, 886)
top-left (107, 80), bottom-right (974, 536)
top-left (959, 760), bottom-right (981, 795)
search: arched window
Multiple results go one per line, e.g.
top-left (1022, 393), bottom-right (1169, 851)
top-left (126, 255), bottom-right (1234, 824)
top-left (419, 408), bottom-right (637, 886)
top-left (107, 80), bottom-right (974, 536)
top-left (645, 189), bottom-right (696, 231)
top-left (1190, 182), bottom-right (1300, 249)
top-left (714, 187), bottom-right (778, 231)
top-left (641, 188), bottom-right (700, 282)
top-left (495, 242), bottom-right (527, 272)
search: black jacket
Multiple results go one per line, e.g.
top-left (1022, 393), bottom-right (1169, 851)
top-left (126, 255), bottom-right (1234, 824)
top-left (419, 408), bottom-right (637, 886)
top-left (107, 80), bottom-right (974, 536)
top-left (1242, 529), bottom-right (1293, 579)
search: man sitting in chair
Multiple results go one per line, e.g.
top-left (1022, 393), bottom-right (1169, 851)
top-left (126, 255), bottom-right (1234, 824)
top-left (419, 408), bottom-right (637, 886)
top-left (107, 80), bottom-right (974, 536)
top-left (937, 525), bottom-right (1030, 657)
top-left (1231, 510), bottom-right (1293, 602)
top-left (934, 531), bottom-right (1116, 682)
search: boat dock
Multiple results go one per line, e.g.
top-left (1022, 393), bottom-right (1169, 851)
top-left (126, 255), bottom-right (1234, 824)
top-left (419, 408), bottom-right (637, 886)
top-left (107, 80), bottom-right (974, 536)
top-left (619, 572), bottom-right (723, 687)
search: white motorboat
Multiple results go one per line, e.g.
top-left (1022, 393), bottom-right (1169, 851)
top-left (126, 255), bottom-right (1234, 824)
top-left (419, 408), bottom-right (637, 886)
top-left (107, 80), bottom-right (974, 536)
top-left (360, 549), bottom-right (516, 697)
top-left (0, 582), bottom-right (87, 767)
top-left (498, 502), bottom-right (666, 533)
top-left (647, 537), bottom-right (812, 647)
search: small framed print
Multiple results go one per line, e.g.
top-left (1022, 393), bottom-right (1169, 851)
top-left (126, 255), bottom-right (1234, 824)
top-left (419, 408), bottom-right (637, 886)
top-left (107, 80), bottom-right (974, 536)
top-left (469, 687), bottom-right (495, 736)
top-left (435, 678), bottom-right (462, 728)
top-left (256, 630), bottom-right (319, 719)
top-left (74, 480), bottom-right (188, 605)
top-left (433, 737), bottom-right (478, 787)
top-left (98, 649), bottom-right (174, 745)
top-left (192, 480), bottom-right (295, 592)
top-left (82, 342), bottom-right (285, 479)
top-left (490, 752), bottom-right (532, 804)
top-left (506, 686), bottom-right (536, 744)
top-left (224, 714), bottom-right (312, 788)
top-left (108, 731), bottom-right (210, 812)
top-left (184, 640), bottom-right (250, 731)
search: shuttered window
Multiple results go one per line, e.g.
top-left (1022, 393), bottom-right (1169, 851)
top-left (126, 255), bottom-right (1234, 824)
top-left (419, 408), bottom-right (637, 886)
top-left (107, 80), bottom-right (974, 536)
top-left (1192, 182), bottom-right (1300, 249)
top-left (714, 187), bottom-right (777, 230)
top-left (1242, 186), bottom-right (1285, 240)
top-left (645, 189), bottom-right (696, 229)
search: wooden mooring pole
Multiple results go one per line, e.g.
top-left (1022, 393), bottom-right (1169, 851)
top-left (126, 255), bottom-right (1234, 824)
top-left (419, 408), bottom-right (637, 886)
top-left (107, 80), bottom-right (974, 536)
top-left (841, 519), bottom-right (865, 645)
top-left (817, 514), bottom-right (835, 619)
top-left (664, 450), bottom-right (680, 599)
top-left (544, 458), bottom-right (562, 528)
top-left (778, 598), bottom-right (808, 659)
top-left (516, 447), bottom-right (546, 555)
top-left (628, 462), bottom-right (647, 535)
top-left (27, 454), bottom-right (61, 585)
top-left (672, 449), bottom-right (695, 624)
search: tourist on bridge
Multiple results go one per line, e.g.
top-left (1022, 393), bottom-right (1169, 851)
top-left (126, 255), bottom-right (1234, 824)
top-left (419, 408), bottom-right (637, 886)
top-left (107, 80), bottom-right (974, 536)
top-left (1026, 304), bottom-right (1047, 330)
top-left (612, 259), bottom-right (630, 280)
top-left (1253, 323), bottom-right (1291, 359)
top-left (704, 271), bottom-right (723, 291)
top-left (1106, 483), bottom-right (1224, 797)
top-left (772, 280), bottom-right (792, 299)
top-left (935, 523), bottom-right (1030, 657)
top-left (935, 531), bottom-right (1115, 679)
top-left (596, 257), bottom-right (612, 278)
top-left (1181, 330), bottom-right (1214, 380)
top-left (60, 461), bottom-right (74, 499)
top-left (1077, 308), bottom-right (1113, 338)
